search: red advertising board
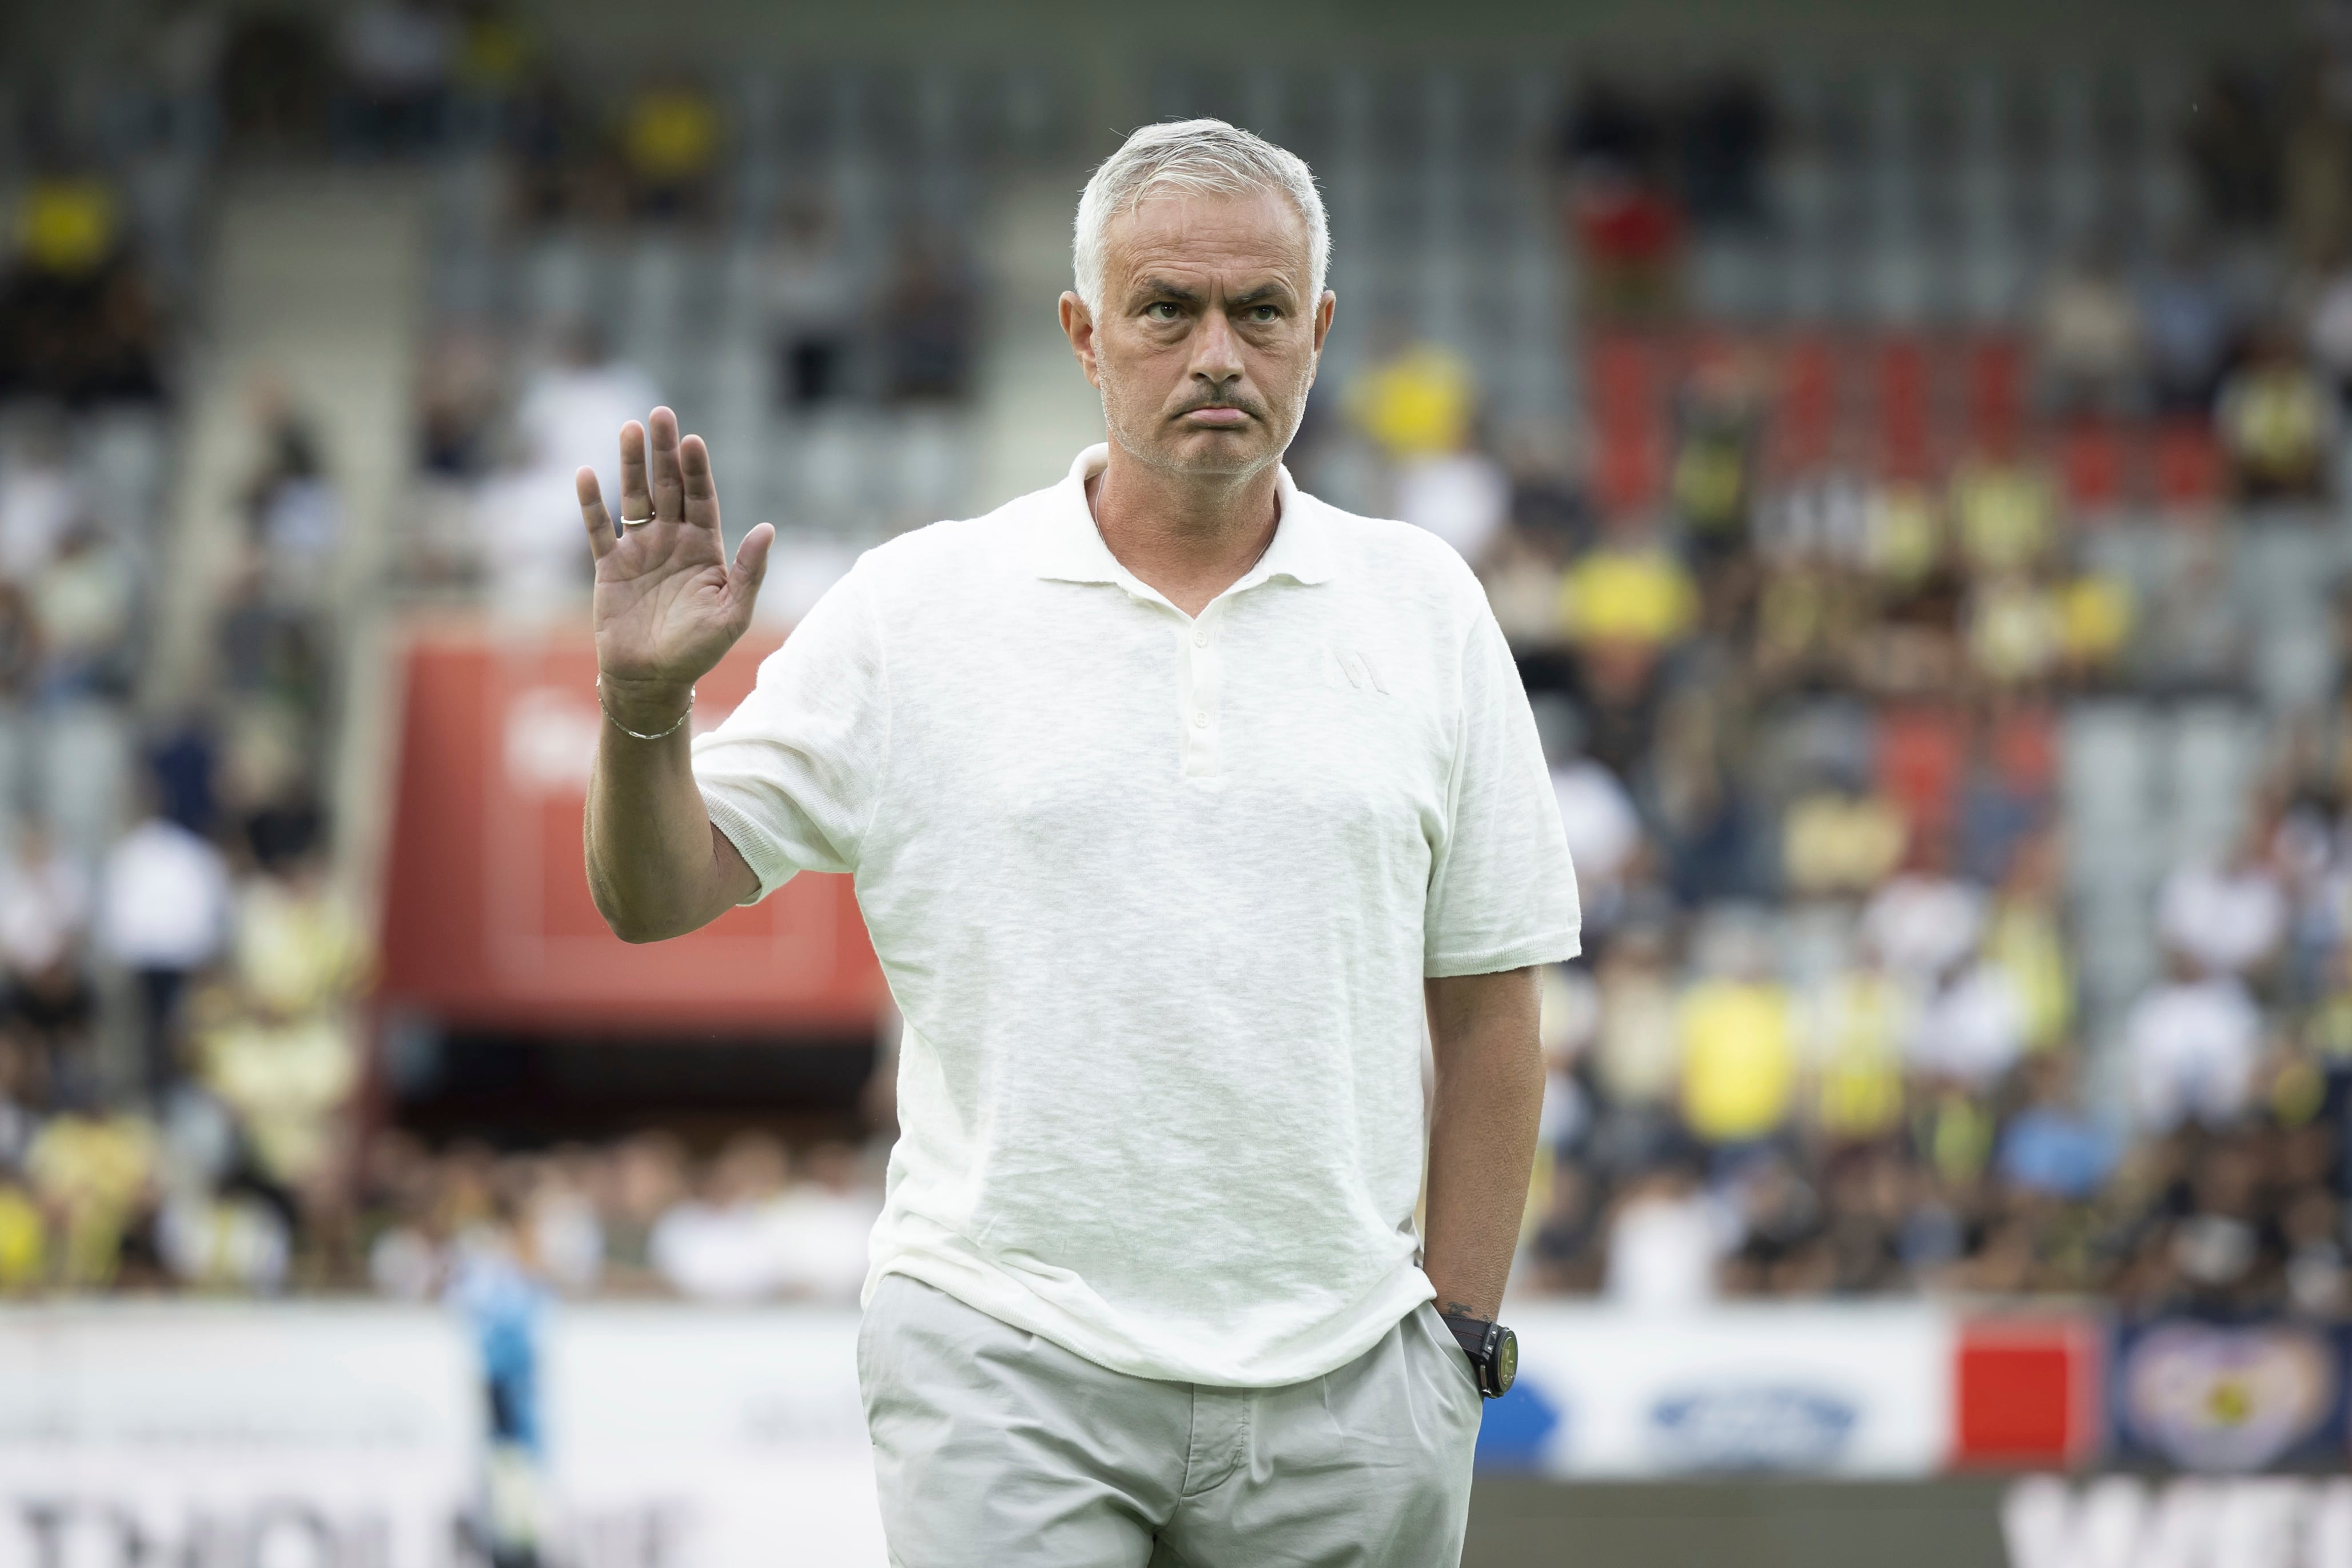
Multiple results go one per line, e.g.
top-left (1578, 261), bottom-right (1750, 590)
top-left (376, 621), bottom-right (887, 1035)
top-left (1952, 1315), bottom-right (2103, 1470)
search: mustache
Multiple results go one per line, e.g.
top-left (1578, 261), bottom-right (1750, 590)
top-left (1173, 394), bottom-right (1264, 419)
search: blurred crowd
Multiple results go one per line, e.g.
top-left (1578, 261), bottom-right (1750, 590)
top-left (1282, 58), bottom-right (2352, 1318)
top-left (361, 1130), bottom-right (883, 1306)
top-left (10, 15), bottom-right (2352, 1323)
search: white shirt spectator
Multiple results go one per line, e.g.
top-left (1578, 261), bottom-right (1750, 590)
top-left (1909, 961), bottom-right (2027, 1086)
top-left (514, 357), bottom-right (660, 516)
top-left (1860, 873), bottom-right (1987, 983)
top-left (649, 1198), bottom-right (783, 1303)
top-left (1552, 760), bottom-right (1642, 895)
top-left (0, 838), bottom-right (89, 975)
top-left (1394, 451), bottom-right (1510, 565)
top-left (1605, 1182), bottom-right (1727, 1310)
top-left (0, 456), bottom-right (81, 579)
top-left (2157, 858), bottom-right (2286, 976)
top-left (2126, 975), bottom-right (2263, 1134)
top-left (763, 1182), bottom-right (883, 1303)
top-left (99, 817), bottom-right (231, 972)
top-left (527, 1181), bottom-right (605, 1295)
top-left (476, 461), bottom-right (589, 622)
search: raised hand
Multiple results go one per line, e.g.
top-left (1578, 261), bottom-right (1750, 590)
top-left (579, 406), bottom-right (774, 731)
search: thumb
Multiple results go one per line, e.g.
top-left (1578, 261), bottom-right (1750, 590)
top-left (729, 522), bottom-right (775, 619)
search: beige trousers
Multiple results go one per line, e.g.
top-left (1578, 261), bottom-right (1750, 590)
top-left (858, 1273), bottom-right (1483, 1567)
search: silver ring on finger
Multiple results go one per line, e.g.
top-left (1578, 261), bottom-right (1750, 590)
top-left (620, 514), bottom-right (654, 528)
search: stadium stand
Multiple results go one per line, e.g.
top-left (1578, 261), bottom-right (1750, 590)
top-left (0, 23), bottom-right (2346, 1339)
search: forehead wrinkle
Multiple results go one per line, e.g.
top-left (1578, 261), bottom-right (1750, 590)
top-left (1102, 191), bottom-right (1314, 293)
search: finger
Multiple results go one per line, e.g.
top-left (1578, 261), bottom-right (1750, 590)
top-left (647, 406), bottom-right (685, 522)
top-left (577, 466), bottom-right (616, 561)
top-left (728, 522), bottom-right (775, 625)
top-left (618, 420), bottom-right (651, 522)
top-left (679, 433), bottom-right (721, 533)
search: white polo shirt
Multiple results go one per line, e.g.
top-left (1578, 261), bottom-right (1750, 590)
top-left (693, 444), bottom-right (1581, 1387)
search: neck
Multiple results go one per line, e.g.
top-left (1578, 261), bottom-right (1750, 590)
top-left (1087, 441), bottom-right (1281, 617)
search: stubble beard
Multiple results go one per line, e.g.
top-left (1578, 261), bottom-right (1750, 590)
top-left (1097, 361), bottom-right (1300, 484)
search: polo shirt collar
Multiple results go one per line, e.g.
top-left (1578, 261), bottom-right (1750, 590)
top-left (1032, 444), bottom-right (1335, 590)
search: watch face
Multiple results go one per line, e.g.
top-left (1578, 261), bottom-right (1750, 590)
top-left (1493, 1327), bottom-right (1517, 1395)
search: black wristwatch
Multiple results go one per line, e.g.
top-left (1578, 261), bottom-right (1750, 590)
top-left (1441, 1312), bottom-right (1517, 1398)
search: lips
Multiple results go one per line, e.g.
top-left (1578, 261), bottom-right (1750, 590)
top-left (1181, 406), bottom-right (1250, 425)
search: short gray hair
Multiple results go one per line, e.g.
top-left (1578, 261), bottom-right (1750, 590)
top-left (1072, 118), bottom-right (1329, 316)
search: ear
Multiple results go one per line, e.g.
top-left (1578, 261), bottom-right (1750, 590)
top-left (1311, 290), bottom-right (1336, 356)
top-left (1059, 292), bottom-right (1102, 389)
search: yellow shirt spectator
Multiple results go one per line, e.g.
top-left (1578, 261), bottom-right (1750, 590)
top-left (26, 1114), bottom-right (154, 1287)
top-left (1557, 546), bottom-right (1699, 649)
top-left (1803, 969), bottom-right (1912, 1142)
top-left (1950, 459), bottom-right (2055, 574)
top-left (625, 87), bottom-right (722, 183)
top-left (0, 1184), bottom-right (42, 1290)
top-left (1346, 344), bottom-right (1475, 460)
top-left (234, 874), bottom-right (370, 1019)
top-left (200, 1014), bottom-right (360, 1186)
top-left (1679, 979), bottom-right (1796, 1144)
top-left (2219, 363), bottom-right (2332, 490)
top-left (2057, 574), bottom-right (2133, 671)
top-left (1782, 791), bottom-right (1908, 897)
top-left (18, 178), bottom-right (118, 277)
top-left (1966, 576), bottom-right (2063, 685)
top-left (1865, 483), bottom-right (1943, 586)
top-left (1986, 897), bottom-right (2072, 1055)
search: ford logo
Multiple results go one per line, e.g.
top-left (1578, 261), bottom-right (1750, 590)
top-left (1649, 1386), bottom-right (1858, 1470)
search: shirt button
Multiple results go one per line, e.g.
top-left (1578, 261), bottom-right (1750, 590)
top-left (1191, 711), bottom-right (1208, 728)
top-left (1193, 628), bottom-right (1208, 647)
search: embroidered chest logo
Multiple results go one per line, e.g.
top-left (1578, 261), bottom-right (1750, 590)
top-left (1322, 643), bottom-right (1389, 695)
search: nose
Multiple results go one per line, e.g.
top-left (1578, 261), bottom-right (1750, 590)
top-left (1187, 308), bottom-right (1245, 393)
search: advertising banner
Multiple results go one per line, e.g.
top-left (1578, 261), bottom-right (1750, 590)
top-left (539, 1305), bottom-right (887, 1568)
top-left (1486, 1302), bottom-right (1954, 1478)
top-left (378, 623), bottom-right (888, 1035)
top-left (0, 1304), bottom-right (476, 1568)
top-left (43, 1299), bottom-right (2352, 1568)
top-left (1954, 1315), bottom-right (2104, 1470)
top-left (2003, 1474), bottom-right (2352, 1568)
top-left (2108, 1319), bottom-right (2352, 1474)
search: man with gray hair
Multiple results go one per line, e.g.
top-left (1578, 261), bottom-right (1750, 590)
top-left (577, 118), bottom-right (1578, 1565)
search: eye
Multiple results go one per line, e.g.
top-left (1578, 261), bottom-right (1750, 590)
top-left (1145, 301), bottom-right (1183, 321)
top-left (1246, 305), bottom-right (1282, 322)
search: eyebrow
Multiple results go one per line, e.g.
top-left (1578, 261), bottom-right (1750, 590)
top-left (1227, 283), bottom-right (1293, 308)
top-left (1135, 277), bottom-right (1202, 305)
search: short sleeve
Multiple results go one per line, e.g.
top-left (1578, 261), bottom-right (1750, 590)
top-left (691, 565), bottom-right (890, 904)
top-left (1424, 599), bottom-right (1582, 976)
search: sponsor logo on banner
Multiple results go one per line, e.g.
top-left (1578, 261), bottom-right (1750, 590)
top-left (2003, 1475), bottom-right (2352, 1568)
top-left (0, 1470), bottom-right (466, 1568)
top-left (2112, 1320), bottom-right (2350, 1473)
top-left (1649, 1385), bottom-right (1858, 1471)
top-left (0, 1304), bottom-right (477, 1568)
top-left (1501, 1303), bottom-right (1950, 1477)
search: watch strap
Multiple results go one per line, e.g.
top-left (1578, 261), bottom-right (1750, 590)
top-left (1440, 1312), bottom-right (1502, 1395)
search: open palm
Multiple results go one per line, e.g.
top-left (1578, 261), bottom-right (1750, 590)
top-left (579, 406), bottom-right (774, 698)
